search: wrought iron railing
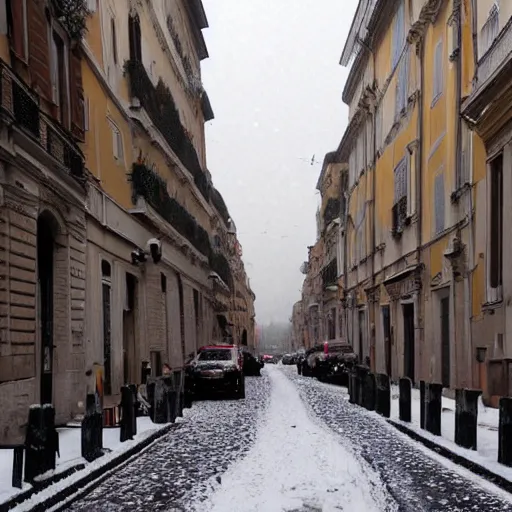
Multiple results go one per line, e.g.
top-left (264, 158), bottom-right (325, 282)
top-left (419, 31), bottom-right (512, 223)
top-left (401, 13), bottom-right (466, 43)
top-left (322, 259), bottom-right (338, 288)
top-left (0, 61), bottom-right (84, 183)
top-left (211, 187), bottom-right (230, 224)
top-left (125, 60), bottom-right (209, 200)
top-left (210, 251), bottom-right (232, 289)
top-left (323, 197), bottom-right (341, 227)
top-left (392, 195), bottom-right (408, 236)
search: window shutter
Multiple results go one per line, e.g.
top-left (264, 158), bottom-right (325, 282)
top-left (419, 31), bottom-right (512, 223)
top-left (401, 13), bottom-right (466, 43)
top-left (69, 46), bottom-right (85, 141)
top-left (27, 0), bottom-right (51, 101)
top-left (392, 1), bottom-right (404, 67)
top-left (433, 41), bottom-right (443, 100)
top-left (434, 173), bottom-right (445, 234)
top-left (9, 0), bottom-right (26, 59)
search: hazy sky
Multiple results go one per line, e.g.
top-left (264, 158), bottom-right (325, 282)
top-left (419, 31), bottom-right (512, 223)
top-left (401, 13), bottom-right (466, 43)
top-left (202, 0), bottom-right (358, 324)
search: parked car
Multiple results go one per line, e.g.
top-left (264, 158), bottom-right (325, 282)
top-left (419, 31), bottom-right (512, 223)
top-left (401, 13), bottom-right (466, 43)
top-left (313, 342), bottom-right (358, 385)
top-left (241, 350), bottom-right (264, 376)
top-left (281, 354), bottom-right (295, 365)
top-left (186, 345), bottom-right (245, 399)
top-left (262, 354), bottom-right (278, 364)
top-left (301, 345), bottom-right (324, 376)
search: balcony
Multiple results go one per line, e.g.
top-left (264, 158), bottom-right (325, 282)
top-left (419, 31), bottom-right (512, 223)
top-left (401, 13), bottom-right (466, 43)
top-left (462, 19), bottom-right (512, 142)
top-left (323, 197), bottom-right (341, 228)
top-left (322, 259), bottom-right (338, 289)
top-left (125, 59), bottom-right (209, 200)
top-left (0, 61), bottom-right (85, 183)
top-left (392, 196), bottom-right (408, 237)
top-left (210, 251), bottom-right (232, 290)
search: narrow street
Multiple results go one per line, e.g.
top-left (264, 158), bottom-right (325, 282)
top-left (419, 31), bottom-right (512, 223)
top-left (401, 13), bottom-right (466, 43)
top-left (63, 367), bottom-right (512, 512)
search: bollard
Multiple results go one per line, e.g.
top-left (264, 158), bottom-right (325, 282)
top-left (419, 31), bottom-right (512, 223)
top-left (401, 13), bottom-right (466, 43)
top-left (355, 366), bottom-right (367, 407)
top-left (120, 386), bottom-right (135, 441)
top-left (146, 380), bottom-right (156, 423)
top-left (82, 393), bottom-right (103, 462)
top-left (42, 405), bottom-right (58, 473)
top-left (25, 406), bottom-right (44, 482)
top-left (348, 371), bottom-right (355, 404)
top-left (425, 383), bottom-right (442, 436)
top-left (399, 378), bottom-right (412, 422)
top-left (363, 373), bottom-right (377, 411)
top-left (455, 389), bottom-right (481, 450)
top-left (499, 397), bottom-right (512, 467)
top-left (128, 385), bottom-right (138, 436)
top-left (12, 446), bottom-right (23, 489)
top-left (376, 374), bottom-right (391, 418)
top-left (420, 381), bottom-right (426, 429)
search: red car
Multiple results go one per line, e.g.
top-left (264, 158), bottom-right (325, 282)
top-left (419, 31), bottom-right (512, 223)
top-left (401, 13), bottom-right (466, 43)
top-left (186, 345), bottom-right (245, 399)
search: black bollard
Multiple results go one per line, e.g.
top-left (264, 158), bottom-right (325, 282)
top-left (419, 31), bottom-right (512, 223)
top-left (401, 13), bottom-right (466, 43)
top-left (348, 371), bottom-right (355, 404)
top-left (425, 383), bottom-right (442, 436)
top-left (12, 446), bottom-right (23, 489)
top-left (24, 406), bottom-right (44, 482)
top-left (128, 385), bottom-right (138, 436)
top-left (399, 378), bottom-right (412, 422)
top-left (499, 397), bottom-right (512, 467)
top-left (120, 386), bottom-right (135, 441)
top-left (456, 389), bottom-right (481, 450)
top-left (420, 381), bottom-right (426, 429)
top-left (376, 374), bottom-right (391, 418)
top-left (363, 373), bottom-right (377, 411)
top-left (42, 405), bottom-right (58, 473)
top-left (355, 366), bottom-right (367, 407)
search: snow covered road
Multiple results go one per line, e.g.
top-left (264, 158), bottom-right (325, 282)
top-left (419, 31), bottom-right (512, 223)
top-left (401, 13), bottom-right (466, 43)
top-left (193, 365), bottom-right (395, 512)
top-left (60, 365), bottom-right (512, 512)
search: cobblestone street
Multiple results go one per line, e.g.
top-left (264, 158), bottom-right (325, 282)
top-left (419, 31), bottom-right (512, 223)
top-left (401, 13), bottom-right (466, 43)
top-left (62, 367), bottom-right (512, 512)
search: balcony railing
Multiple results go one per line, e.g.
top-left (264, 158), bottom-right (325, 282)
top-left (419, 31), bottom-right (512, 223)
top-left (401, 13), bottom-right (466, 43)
top-left (0, 61), bottom-right (84, 182)
top-left (210, 251), bottom-right (232, 289)
top-left (322, 259), bottom-right (338, 288)
top-left (125, 59), bottom-right (209, 200)
top-left (392, 196), bottom-right (408, 236)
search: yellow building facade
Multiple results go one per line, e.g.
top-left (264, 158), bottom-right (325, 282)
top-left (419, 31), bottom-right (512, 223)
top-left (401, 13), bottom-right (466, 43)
top-left (335, 0), bottom-right (494, 393)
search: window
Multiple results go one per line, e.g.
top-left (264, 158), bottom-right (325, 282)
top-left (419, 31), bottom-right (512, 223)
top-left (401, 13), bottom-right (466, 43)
top-left (457, 122), bottom-right (472, 188)
top-left (489, 154), bottom-right (503, 295)
top-left (8, 0), bottom-right (28, 60)
top-left (83, 96), bottom-right (90, 131)
top-left (110, 121), bottom-right (124, 161)
top-left (395, 49), bottom-right (409, 118)
top-left (432, 40), bottom-right (443, 103)
top-left (50, 27), bottom-right (69, 126)
top-left (161, 273), bottom-right (167, 293)
top-left (128, 14), bottom-right (142, 62)
top-left (111, 18), bottom-right (118, 65)
top-left (480, 4), bottom-right (499, 56)
top-left (434, 172), bottom-right (445, 235)
top-left (150, 351), bottom-right (162, 377)
top-left (392, 1), bottom-right (405, 68)
top-left (392, 158), bottom-right (408, 235)
top-left (327, 307), bottom-right (336, 340)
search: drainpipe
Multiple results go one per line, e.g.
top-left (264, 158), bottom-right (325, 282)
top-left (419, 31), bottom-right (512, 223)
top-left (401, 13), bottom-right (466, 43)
top-left (470, 0), bottom-right (479, 75)
top-left (371, 45), bottom-right (377, 372)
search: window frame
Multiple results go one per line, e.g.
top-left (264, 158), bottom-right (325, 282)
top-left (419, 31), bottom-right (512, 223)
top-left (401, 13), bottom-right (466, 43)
top-left (432, 39), bottom-right (444, 106)
top-left (433, 170), bottom-right (445, 235)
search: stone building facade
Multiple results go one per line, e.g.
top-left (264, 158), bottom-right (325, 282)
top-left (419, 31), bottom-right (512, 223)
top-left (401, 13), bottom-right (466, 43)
top-left (0, 0), bottom-right (254, 442)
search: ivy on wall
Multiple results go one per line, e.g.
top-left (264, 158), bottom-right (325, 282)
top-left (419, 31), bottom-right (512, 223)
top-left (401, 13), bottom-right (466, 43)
top-left (125, 60), bottom-right (210, 200)
top-left (131, 163), bottom-right (232, 287)
top-left (52, 0), bottom-right (90, 40)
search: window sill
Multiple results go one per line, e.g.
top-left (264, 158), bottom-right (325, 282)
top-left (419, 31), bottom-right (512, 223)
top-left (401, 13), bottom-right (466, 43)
top-left (450, 182), bottom-right (471, 203)
top-left (482, 300), bottom-right (503, 313)
top-left (449, 48), bottom-right (460, 62)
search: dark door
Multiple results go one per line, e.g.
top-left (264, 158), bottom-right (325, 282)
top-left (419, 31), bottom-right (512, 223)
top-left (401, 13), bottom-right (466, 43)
top-left (382, 306), bottom-right (392, 376)
top-left (403, 303), bottom-right (415, 383)
top-left (441, 296), bottom-right (450, 387)
top-left (358, 310), bottom-right (365, 363)
top-left (38, 216), bottom-right (55, 405)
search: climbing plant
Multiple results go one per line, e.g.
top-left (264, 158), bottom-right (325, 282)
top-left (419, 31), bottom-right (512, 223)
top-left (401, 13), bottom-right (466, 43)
top-left (52, 0), bottom-right (90, 40)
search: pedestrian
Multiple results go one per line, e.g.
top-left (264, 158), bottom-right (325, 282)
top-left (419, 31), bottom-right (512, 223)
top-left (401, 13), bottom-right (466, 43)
top-left (162, 363), bottom-right (172, 376)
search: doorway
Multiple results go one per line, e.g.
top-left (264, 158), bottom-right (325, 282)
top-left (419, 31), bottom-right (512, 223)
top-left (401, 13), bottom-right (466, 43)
top-left (440, 295), bottom-right (450, 387)
top-left (123, 273), bottom-right (137, 384)
top-left (382, 305), bottom-right (392, 376)
top-left (241, 329), bottom-right (248, 346)
top-left (37, 213), bottom-right (55, 405)
top-left (358, 309), bottom-right (366, 364)
top-left (403, 303), bottom-right (415, 383)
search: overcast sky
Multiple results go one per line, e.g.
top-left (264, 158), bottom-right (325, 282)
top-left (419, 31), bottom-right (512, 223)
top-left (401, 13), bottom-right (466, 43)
top-left (201, 0), bottom-right (358, 324)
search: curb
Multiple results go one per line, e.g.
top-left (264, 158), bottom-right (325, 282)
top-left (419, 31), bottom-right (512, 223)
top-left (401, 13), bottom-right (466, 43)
top-left (388, 419), bottom-right (512, 494)
top-left (2, 422), bottom-right (177, 512)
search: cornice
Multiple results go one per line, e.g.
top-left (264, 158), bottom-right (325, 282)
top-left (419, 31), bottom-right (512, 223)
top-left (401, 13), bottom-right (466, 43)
top-left (407, 0), bottom-right (444, 55)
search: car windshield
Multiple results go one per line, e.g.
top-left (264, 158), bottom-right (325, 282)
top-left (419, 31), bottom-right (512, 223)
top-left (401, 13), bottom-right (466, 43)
top-left (198, 349), bottom-right (232, 361)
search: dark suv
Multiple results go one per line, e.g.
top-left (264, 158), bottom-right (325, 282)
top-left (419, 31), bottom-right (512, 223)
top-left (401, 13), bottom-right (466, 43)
top-left (186, 345), bottom-right (245, 399)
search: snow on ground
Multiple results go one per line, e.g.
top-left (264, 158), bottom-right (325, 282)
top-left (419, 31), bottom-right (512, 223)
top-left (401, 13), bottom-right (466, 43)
top-left (64, 374), bottom-right (271, 512)
top-left (389, 385), bottom-right (512, 482)
top-left (193, 365), bottom-right (396, 512)
top-left (0, 417), bottom-right (168, 506)
top-left (285, 366), bottom-right (512, 511)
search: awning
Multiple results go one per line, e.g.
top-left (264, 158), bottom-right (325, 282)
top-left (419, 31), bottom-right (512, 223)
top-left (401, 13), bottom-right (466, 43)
top-left (383, 264), bottom-right (421, 286)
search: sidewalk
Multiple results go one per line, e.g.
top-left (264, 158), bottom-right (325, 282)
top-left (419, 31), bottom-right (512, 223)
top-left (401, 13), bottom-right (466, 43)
top-left (0, 416), bottom-right (184, 511)
top-left (388, 385), bottom-right (512, 491)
